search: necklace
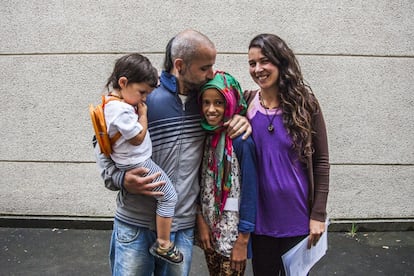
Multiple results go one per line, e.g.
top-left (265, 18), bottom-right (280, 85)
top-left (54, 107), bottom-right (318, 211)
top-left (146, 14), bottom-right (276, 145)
top-left (264, 108), bottom-right (277, 132)
top-left (259, 92), bottom-right (278, 132)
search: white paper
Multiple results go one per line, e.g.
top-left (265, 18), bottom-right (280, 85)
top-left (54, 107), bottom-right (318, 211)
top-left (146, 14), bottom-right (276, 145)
top-left (282, 219), bottom-right (329, 276)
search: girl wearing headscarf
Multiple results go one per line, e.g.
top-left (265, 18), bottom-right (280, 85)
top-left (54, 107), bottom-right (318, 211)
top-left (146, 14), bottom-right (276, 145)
top-left (196, 71), bottom-right (258, 276)
top-left (245, 34), bottom-right (330, 275)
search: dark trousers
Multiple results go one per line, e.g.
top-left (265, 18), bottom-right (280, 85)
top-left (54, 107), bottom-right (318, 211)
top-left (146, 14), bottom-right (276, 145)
top-left (252, 233), bottom-right (308, 276)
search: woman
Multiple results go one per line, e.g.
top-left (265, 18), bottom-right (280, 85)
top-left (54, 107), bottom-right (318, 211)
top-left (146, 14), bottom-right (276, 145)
top-left (245, 34), bottom-right (330, 275)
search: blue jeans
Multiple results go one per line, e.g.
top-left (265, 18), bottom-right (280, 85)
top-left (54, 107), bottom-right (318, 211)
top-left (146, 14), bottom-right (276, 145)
top-left (109, 218), bottom-right (194, 276)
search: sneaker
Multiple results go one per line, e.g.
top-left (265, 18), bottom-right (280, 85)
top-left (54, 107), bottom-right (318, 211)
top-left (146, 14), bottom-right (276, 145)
top-left (149, 241), bottom-right (184, 265)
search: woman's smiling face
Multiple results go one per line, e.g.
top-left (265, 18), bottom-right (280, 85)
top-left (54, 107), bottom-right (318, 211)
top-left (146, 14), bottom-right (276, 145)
top-left (248, 47), bottom-right (279, 91)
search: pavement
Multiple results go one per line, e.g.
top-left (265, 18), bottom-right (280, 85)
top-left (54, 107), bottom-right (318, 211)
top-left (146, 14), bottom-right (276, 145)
top-left (1, 227), bottom-right (413, 276)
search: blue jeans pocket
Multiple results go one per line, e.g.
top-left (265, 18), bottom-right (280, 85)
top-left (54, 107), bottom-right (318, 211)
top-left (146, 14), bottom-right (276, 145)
top-left (115, 219), bottom-right (141, 244)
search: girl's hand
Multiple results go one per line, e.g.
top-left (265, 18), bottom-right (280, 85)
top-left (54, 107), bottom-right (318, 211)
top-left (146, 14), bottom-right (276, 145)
top-left (136, 102), bottom-right (147, 117)
top-left (196, 214), bottom-right (212, 250)
top-left (230, 233), bottom-right (249, 272)
top-left (307, 219), bottom-right (325, 249)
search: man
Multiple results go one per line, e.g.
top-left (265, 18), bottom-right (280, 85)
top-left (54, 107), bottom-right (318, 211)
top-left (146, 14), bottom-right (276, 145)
top-left (95, 29), bottom-right (251, 276)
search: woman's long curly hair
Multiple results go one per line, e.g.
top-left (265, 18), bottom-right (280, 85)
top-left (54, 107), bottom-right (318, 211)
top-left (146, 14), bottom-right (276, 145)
top-left (249, 34), bottom-right (319, 161)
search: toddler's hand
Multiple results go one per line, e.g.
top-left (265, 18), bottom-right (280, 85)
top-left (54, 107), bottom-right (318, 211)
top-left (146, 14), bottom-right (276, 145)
top-left (136, 102), bottom-right (148, 117)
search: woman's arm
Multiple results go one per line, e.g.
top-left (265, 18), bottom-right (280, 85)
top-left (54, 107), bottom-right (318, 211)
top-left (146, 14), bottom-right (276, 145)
top-left (308, 106), bottom-right (330, 248)
top-left (310, 108), bottom-right (330, 221)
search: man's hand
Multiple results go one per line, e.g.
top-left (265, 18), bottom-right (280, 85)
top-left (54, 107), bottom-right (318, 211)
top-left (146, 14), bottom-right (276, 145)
top-left (123, 167), bottom-right (165, 196)
top-left (224, 114), bottom-right (252, 140)
top-left (307, 219), bottom-right (325, 249)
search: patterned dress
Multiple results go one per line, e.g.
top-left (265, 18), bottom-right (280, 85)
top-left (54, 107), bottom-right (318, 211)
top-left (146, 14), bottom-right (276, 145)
top-left (200, 137), bottom-right (241, 258)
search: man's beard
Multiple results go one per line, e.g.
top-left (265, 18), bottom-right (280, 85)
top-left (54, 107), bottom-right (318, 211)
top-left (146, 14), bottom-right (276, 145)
top-left (184, 79), bottom-right (206, 92)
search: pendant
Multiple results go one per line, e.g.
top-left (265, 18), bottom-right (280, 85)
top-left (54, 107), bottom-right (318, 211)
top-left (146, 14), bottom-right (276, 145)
top-left (268, 124), bottom-right (274, 132)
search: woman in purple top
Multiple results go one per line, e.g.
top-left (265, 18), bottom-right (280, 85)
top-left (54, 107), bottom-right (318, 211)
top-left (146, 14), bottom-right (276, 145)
top-left (244, 34), bottom-right (330, 275)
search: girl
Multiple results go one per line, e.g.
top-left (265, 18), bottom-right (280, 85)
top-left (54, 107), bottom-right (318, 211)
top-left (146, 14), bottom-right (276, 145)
top-left (103, 53), bottom-right (183, 266)
top-left (196, 71), bottom-right (257, 276)
top-left (245, 34), bottom-right (330, 275)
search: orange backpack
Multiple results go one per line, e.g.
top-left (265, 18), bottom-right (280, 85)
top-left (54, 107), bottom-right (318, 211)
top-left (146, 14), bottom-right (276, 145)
top-left (89, 95), bottom-right (122, 157)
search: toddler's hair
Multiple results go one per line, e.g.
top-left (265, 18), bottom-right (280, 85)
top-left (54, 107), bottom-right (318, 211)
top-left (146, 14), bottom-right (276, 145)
top-left (106, 53), bottom-right (158, 90)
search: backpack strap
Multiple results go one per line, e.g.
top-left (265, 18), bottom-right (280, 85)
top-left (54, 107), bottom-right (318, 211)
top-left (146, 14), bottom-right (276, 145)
top-left (110, 132), bottom-right (122, 145)
top-left (102, 95), bottom-right (122, 145)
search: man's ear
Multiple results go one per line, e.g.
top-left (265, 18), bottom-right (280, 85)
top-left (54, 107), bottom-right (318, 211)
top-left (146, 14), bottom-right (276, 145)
top-left (174, 58), bottom-right (184, 74)
top-left (118, 77), bottom-right (128, 89)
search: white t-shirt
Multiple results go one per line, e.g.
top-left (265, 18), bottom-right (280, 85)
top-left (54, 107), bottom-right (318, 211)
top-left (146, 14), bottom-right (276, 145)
top-left (104, 99), bottom-right (152, 165)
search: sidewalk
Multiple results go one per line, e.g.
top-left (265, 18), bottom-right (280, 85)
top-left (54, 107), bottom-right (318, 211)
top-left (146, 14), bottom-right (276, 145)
top-left (1, 227), bottom-right (413, 275)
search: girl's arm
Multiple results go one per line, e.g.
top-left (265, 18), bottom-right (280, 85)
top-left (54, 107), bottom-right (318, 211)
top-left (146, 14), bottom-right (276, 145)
top-left (231, 135), bottom-right (258, 269)
top-left (128, 102), bottom-right (148, 146)
top-left (230, 232), bottom-right (250, 271)
top-left (196, 210), bottom-right (213, 250)
top-left (233, 135), bottom-right (257, 232)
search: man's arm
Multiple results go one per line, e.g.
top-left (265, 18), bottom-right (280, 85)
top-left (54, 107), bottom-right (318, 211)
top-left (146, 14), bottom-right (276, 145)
top-left (93, 138), bottom-right (165, 196)
top-left (93, 139), bottom-right (123, 191)
top-left (123, 167), bottom-right (165, 196)
top-left (224, 114), bottom-right (252, 140)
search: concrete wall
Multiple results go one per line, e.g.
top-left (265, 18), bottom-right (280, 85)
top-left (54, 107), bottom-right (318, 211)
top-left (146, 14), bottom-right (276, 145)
top-left (1, 1), bottom-right (413, 222)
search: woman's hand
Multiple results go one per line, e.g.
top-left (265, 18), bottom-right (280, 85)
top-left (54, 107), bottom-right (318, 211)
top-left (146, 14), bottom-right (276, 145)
top-left (224, 114), bottom-right (252, 139)
top-left (307, 219), bottom-right (325, 249)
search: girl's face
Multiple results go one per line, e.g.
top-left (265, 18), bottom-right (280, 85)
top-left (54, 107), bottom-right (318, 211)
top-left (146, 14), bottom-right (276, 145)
top-left (248, 47), bottom-right (279, 92)
top-left (121, 81), bottom-right (154, 106)
top-left (201, 88), bottom-right (225, 126)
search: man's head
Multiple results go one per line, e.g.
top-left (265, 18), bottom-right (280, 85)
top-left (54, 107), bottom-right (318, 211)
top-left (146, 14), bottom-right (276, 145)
top-left (165, 29), bottom-right (216, 94)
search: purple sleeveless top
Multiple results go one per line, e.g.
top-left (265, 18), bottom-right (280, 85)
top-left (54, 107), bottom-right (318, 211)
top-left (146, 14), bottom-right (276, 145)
top-left (247, 93), bottom-right (309, 238)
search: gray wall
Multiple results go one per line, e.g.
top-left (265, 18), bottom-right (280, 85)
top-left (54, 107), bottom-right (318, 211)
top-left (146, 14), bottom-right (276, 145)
top-left (1, 1), bottom-right (413, 222)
